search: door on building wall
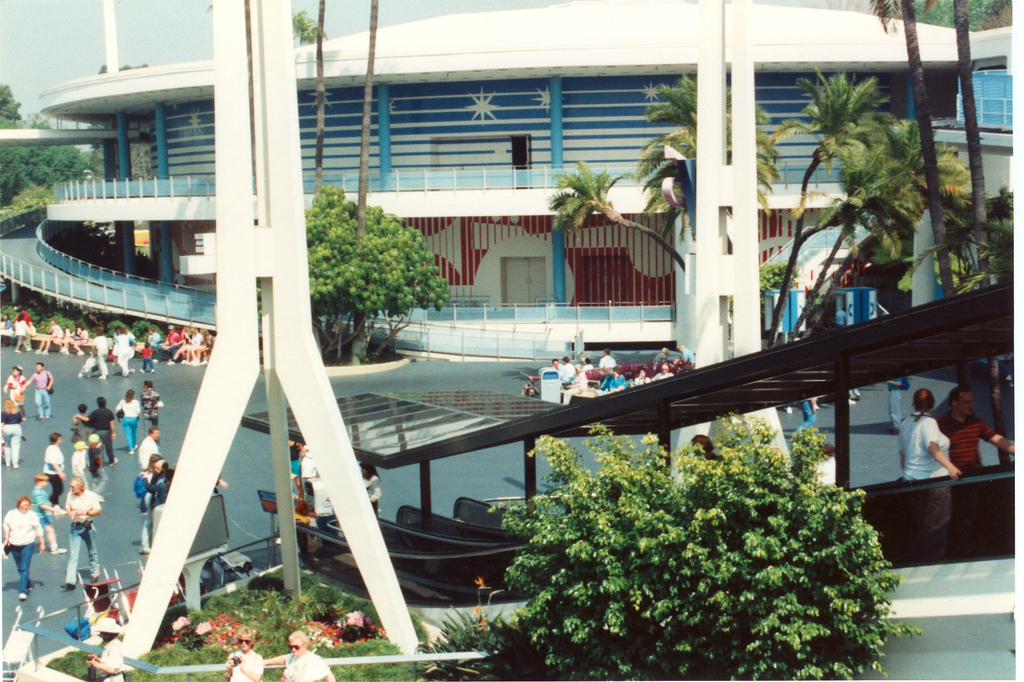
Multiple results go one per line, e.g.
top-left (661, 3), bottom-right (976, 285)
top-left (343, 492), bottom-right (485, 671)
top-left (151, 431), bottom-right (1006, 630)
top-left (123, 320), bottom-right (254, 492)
top-left (576, 254), bottom-right (633, 305)
top-left (501, 257), bottom-right (547, 305)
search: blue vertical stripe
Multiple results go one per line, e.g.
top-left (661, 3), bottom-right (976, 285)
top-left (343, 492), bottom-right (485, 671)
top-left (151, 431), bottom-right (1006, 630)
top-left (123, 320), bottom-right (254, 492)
top-left (550, 76), bottom-right (563, 169)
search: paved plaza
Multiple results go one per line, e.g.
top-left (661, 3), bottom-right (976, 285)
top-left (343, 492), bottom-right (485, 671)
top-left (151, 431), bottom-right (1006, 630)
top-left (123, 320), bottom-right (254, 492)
top-left (0, 345), bottom-right (1012, 652)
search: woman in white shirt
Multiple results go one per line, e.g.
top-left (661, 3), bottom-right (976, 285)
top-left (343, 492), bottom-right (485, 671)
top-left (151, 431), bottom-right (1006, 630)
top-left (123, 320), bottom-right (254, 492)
top-left (224, 626), bottom-right (263, 682)
top-left (897, 388), bottom-right (961, 562)
top-left (116, 390), bottom-right (143, 455)
top-left (898, 389), bottom-right (960, 481)
top-left (361, 463), bottom-right (381, 516)
top-left (3, 496), bottom-right (45, 600)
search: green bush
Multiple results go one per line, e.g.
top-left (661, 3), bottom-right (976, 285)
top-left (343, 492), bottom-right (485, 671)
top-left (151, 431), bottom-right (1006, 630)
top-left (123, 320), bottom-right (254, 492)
top-left (503, 422), bottom-right (913, 680)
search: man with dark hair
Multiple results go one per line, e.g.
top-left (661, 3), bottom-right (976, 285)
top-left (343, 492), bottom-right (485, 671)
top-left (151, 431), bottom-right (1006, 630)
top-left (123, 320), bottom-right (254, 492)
top-left (938, 387), bottom-right (1015, 558)
top-left (937, 387), bottom-right (1014, 471)
top-left (81, 397), bottom-right (117, 466)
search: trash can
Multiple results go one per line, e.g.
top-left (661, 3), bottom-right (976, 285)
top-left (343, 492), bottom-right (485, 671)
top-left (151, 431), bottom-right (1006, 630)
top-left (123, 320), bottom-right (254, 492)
top-left (540, 368), bottom-right (562, 404)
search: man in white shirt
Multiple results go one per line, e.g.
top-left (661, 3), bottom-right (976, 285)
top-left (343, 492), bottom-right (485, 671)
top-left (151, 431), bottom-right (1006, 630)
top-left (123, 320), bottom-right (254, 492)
top-left (62, 477), bottom-right (103, 588)
top-left (137, 427), bottom-right (160, 471)
top-left (558, 356), bottom-right (577, 382)
top-left (598, 348), bottom-right (616, 370)
top-left (92, 334), bottom-right (110, 380)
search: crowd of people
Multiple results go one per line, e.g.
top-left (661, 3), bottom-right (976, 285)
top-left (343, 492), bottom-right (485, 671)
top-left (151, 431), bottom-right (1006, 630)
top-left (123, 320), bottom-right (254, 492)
top-left (525, 346), bottom-right (697, 405)
top-left (1, 320), bottom-right (168, 600)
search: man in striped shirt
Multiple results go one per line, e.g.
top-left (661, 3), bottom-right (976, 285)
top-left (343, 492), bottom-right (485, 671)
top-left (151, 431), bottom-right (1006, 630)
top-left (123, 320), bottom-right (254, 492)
top-left (937, 387), bottom-right (1014, 559)
top-left (936, 387), bottom-right (1014, 470)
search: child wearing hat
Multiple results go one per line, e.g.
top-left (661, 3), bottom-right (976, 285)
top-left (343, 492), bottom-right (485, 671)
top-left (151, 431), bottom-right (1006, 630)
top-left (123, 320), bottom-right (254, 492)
top-left (71, 441), bottom-right (88, 478)
top-left (87, 618), bottom-right (124, 682)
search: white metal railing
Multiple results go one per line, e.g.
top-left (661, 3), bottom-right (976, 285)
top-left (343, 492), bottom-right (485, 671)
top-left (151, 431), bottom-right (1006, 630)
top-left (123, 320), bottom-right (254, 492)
top-left (53, 161), bottom-right (839, 203)
top-left (36, 220), bottom-right (211, 299)
top-left (1, 219), bottom-right (215, 327)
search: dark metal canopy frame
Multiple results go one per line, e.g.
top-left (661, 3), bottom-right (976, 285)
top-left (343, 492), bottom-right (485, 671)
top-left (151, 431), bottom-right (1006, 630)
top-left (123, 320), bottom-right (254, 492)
top-left (242, 283), bottom-right (1013, 521)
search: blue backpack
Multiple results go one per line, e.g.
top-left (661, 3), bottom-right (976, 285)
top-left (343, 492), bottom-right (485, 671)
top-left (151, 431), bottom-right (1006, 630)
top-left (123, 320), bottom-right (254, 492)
top-left (134, 474), bottom-right (147, 498)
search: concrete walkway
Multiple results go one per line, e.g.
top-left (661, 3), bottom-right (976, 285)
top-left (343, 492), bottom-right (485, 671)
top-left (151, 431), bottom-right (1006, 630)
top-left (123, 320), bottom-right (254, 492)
top-left (1, 345), bottom-right (1011, 655)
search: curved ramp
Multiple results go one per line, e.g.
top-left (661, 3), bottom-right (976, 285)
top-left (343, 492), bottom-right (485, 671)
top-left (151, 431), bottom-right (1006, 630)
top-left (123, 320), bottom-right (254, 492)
top-left (1, 215), bottom-right (216, 329)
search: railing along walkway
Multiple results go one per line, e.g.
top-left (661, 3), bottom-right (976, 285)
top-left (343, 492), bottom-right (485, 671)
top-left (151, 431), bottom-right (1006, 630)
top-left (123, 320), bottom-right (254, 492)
top-left (0, 214), bottom-right (216, 328)
top-left (53, 162), bottom-right (838, 204)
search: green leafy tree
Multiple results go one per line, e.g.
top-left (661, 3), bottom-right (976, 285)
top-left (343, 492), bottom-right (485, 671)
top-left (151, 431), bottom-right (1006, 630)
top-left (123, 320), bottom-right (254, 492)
top-left (306, 186), bottom-right (449, 360)
top-left (0, 84), bottom-right (21, 122)
top-left (503, 421), bottom-right (912, 680)
top-left (0, 120), bottom-right (91, 206)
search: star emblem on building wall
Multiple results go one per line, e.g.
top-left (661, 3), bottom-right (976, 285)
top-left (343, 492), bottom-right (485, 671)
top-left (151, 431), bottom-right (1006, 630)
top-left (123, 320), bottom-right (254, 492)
top-left (186, 106), bottom-right (203, 136)
top-left (466, 88), bottom-right (499, 122)
top-left (642, 83), bottom-right (661, 101)
top-left (533, 87), bottom-right (551, 111)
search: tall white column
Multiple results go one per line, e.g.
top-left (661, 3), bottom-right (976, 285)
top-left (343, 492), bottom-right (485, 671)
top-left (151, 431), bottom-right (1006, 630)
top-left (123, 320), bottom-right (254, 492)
top-left (102, 0), bottom-right (119, 74)
top-left (730, 0), bottom-right (760, 357)
top-left (124, 0), bottom-right (418, 657)
top-left (694, 0), bottom-right (728, 367)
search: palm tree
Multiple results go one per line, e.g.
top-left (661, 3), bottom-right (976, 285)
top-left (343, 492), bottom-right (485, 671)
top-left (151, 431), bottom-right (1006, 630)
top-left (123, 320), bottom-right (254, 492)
top-left (292, 10), bottom-right (317, 46)
top-left (766, 71), bottom-right (893, 346)
top-left (356, 0), bottom-right (380, 235)
top-left (798, 121), bottom-right (969, 333)
top-left (313, 0), bottom-right (326, 196)
top-left (870, 0), bottom-right (956, 298)
top-left (636, 76), bottom-right (779, 233)
top-left (351, 0), bottom-right (380, 359)
top-left (953, 0), bottom-right (988, 273)
top-left (549, 162), bottom-right (687, 274)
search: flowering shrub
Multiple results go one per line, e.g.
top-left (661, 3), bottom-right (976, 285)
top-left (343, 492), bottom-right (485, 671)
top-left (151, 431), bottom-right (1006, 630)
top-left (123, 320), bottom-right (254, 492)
top-left (160, 614), bottom-right (246, 652)
top-left (305, 608), bottom-right (381, 649)
top-left (157, 602), bottom-right (382, 653)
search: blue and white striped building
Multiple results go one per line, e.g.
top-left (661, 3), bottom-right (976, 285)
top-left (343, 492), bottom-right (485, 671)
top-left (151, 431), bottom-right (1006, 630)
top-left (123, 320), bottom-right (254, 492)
top-left (42, 0), bottom-right (971, 308)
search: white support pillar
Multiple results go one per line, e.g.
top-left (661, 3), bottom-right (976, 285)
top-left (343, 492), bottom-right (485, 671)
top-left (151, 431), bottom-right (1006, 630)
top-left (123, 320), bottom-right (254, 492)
top-left (250, 0), bottom-right (418, 655)
top-left (694, 0), bottom-right (728, 368)
top-left (688, 0), bottom-right (787, 452)
top-left (123, 0), bottom-right (259, 657)
top-left (912, 209), bottom-right (938, 306)
top-left (123, 0), bottom-right (418, 658)
top-left (730, 0), bottom-right (760, 358)
top-left (102, 0), bottom-right (119, 74)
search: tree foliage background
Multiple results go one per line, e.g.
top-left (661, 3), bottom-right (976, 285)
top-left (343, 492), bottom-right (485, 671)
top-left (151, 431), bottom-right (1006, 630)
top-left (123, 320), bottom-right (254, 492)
top-left (0, 85), bottom-right (97, 207)
top-left (503, 421), bottom-right (912, 680)
top-left (305, 186), bottom-right (449, 360)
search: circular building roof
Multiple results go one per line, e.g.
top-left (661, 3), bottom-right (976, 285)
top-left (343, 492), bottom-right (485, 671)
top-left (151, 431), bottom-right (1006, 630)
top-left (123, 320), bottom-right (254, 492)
top-left (40, 0), bottom-right (957, 121)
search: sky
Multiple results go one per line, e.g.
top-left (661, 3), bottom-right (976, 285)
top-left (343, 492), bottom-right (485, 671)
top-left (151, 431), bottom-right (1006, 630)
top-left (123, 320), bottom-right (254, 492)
top-left (0, 0), bottom-right (563, 119)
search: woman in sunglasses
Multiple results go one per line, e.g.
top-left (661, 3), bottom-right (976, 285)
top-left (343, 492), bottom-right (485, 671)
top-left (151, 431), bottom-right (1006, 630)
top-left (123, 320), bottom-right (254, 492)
top-left (265, 631), bottom-right (335, 682)
top-left (224, 626), bottom-right (263, 682)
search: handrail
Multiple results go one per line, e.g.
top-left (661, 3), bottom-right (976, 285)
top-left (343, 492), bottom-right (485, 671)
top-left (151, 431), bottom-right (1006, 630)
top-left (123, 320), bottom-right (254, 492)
top-left (53, 162), bottom-right (842, 202)
top-left (16, 623), bottom-right (486, 676)
top-left (0, 250), bottom-right (216, 328)
top-left (36, 219), bottom-right (212, 297)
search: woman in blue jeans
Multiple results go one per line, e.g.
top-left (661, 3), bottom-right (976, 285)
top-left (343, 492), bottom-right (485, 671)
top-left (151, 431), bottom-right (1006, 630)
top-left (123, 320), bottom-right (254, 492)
top-left (3, 496), bottom-right (45, 600)
top-left (116, 390), bottom-right (142, 455)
